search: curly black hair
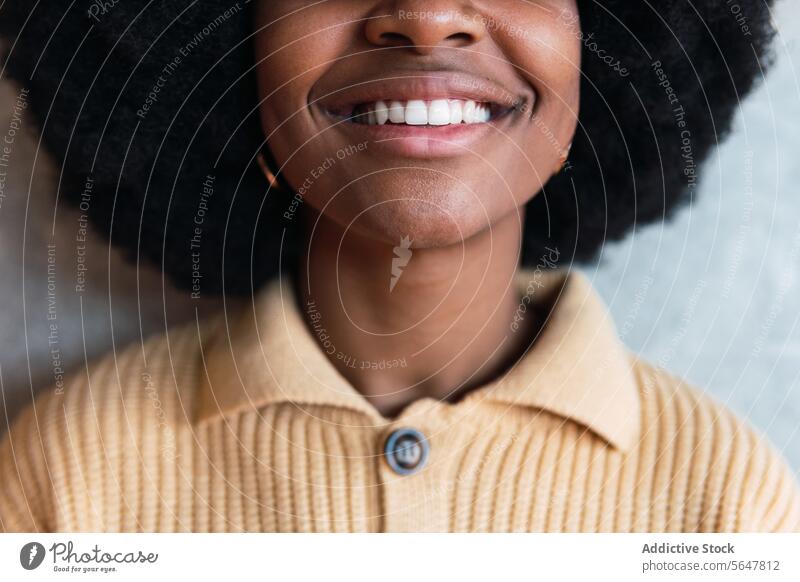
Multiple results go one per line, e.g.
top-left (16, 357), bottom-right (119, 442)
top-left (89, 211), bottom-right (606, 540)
top-left (0, 1), bottom-right (776, 296)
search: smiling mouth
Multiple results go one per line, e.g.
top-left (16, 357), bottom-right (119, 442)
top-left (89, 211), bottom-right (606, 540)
top-left (315, 72), bottom-right (531, 157)
top-left (331, 98), bottom-right (511, 126)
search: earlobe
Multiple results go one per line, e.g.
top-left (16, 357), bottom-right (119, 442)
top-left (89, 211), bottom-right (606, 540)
top-left (256, 152), bottom-right (280, 189)
top-left (553, 141), bottom-right (573, 175)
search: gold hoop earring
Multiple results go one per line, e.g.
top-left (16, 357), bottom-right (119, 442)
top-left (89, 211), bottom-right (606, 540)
top-left (256, 152), bottom-right (280, 189)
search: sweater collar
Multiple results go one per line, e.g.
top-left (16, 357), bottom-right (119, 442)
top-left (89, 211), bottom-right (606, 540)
top-left (198, 270), bottom-right (640, 452)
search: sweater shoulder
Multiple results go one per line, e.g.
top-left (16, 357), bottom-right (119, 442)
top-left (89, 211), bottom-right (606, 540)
top-left (46, 315), bottom-right (217, 427)
top-left (629, 356), bottom-right (800, 532)
top-left (632, 356), bottom-right (744, 433)
top-left (630, 356), bottom-right (779, 450)
top-left (0, 315), bottom-right (223, 531)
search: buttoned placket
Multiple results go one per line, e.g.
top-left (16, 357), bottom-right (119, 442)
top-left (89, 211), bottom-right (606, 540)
top-left (374, 399), bottom-right (452, 532)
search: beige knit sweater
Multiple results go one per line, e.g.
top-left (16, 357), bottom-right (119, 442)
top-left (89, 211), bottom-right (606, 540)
top-left (1, 271), bottom-right (798, 532)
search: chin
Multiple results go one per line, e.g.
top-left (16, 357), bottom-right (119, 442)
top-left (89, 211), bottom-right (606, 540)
top-left (341, 198), bottom-right (490, 249)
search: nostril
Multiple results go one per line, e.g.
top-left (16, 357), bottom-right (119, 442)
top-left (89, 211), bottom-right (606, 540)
top-left (446, 32), bottom-right (474, 45)
top-left (379, 32), bottom-right (413, 46)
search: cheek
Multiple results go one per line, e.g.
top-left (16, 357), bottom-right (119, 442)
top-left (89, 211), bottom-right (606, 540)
top-left (254, 3), bottom-right (353, 92)
top-left (493, 2), bottom-right (582, 199)
top-left (254, 4), bottom-right (356, 163)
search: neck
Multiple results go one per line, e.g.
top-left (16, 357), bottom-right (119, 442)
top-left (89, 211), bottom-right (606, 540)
top-left (297, 211), bottom-right (535, 417)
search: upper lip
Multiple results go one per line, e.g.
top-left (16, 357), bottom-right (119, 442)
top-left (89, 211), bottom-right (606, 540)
top-left (314, 71), bottom-right (531, 118)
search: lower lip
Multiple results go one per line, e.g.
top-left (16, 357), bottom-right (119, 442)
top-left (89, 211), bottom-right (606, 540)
top-left (329, 116), bottom-right (511, 159)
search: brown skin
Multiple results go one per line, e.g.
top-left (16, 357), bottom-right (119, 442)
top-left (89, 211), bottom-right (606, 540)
top-left (255, 0), bottom-right (580, 417)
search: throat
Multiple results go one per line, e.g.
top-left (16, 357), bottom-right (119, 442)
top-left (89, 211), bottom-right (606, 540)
top-left (297, 210), bottom-right (536, 418)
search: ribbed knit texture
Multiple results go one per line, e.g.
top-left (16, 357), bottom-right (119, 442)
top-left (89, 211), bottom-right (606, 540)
top-left (2, 275), bottom-right (799, 532)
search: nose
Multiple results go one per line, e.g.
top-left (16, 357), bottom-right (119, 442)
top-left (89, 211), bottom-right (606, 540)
top-left (365, 1), bottom-right (486, 55)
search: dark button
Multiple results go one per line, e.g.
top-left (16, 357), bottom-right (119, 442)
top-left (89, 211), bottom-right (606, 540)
top-left (384, 427), bottom-right (429, 475)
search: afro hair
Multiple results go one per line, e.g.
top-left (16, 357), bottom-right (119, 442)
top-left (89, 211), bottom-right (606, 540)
top-left (0, 0), bottom-right (777, 295)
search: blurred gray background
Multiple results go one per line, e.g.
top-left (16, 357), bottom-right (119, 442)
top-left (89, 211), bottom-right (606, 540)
top-left (586, 1), bottom-right (800, 470)
top-left (0, 3), bottom-right (797, 473)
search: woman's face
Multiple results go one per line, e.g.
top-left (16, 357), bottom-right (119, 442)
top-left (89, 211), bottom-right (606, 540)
top-left (255, 0), bottom-right (580, 247)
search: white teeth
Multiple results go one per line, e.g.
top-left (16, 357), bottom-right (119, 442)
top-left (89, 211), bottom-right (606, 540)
top-left (404, 100), bottom-right (428, 125)
top-left (356, 99), bottom-right (492, 126)
top-left (388, 100), bottom-right (405, 123)
top-left (449, 99), bottom-right (463, 124)
top-left (462, 100), bottom-right (477, 124)
top-left (428, 99), bottom-right (450, 126)
top-left (374, 100), bottom-right (389, 125)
